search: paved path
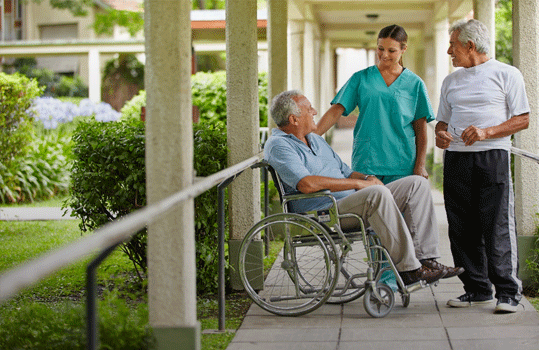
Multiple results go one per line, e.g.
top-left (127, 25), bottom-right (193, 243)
top-left (0, 207), bottom-right (75, 221)
top-left (226, 127), bottom-right (539, 350)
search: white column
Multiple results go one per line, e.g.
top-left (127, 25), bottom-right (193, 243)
top-left (268, 0), bottom-right (288, 130)
top-left (320, 39), bottom-right (334, 116)
top-left (303, 21), bottom-right (316, 107)
top-left (88, 49), bottom-right (101, 103)
top-left (474, 0), bottom-right (496, 59)
top-left (145, 0), bottom-right (199, 348)
top-left (288, 20), bottom-right (304, 91)
top-left (432, 19), bottom-right (450, 164)
top-left (226, 0), bottom-right (260, 289)
top-left (513, 0), bottom-right (539, 238)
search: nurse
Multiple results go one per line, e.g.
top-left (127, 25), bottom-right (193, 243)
top-left (316, 24), bottom-right (434, 184)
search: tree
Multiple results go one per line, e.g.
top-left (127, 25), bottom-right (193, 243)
top-left (495, 0), bottom-right (513, 65)
top-left (93, 9), bottom-right (144, 37)
top-left (29, 0), bottom-right (143, 37)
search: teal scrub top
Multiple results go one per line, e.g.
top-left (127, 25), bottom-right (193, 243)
top-left (332, 66), bottom-right (434, 176)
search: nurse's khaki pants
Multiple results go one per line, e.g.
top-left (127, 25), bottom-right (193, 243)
top-left (337, 175), bottom-right (440, 272)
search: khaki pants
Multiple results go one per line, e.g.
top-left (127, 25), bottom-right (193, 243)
top-left (337, 175), bottom-right (440, 272)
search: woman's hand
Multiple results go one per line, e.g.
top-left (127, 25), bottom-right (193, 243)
top-left (414, 165), bottom-right (429, 179)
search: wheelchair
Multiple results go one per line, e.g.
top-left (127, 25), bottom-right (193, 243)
top-left (237, 162), bottom-right (433, 318)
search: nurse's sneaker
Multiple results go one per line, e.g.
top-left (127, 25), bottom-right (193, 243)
top-left (495, 297), bottom-right (519, 313)
top-left (447, 292), bottom-right (493, 308)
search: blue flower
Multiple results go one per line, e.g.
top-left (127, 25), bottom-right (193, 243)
top-left (28, 97), bottom-right (120, 129)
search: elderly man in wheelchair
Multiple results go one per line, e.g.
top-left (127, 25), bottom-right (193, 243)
top-left (240, 89), bottom-right (463, 317)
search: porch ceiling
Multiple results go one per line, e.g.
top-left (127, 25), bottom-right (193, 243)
top-left (289, 0), bottom-right (473, 49)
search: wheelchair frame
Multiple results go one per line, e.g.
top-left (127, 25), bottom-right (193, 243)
top-left (237, 162), bottom-right (432, 318)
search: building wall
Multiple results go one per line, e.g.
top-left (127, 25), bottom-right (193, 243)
top-left (23, 2), bottom-right (117, 84)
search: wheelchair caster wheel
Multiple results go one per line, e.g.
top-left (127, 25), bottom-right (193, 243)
top-left (363, 283), bottom-right (395, 318)
top-left (401, 293), bottom-right (410, 307)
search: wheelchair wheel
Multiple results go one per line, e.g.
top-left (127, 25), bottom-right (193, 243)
top-left (326, 232), bottom-right (382, 304)
top-left (238, 213), bottom-right (339, 316)
top-left (326, 234), bottom-right (367, 304)
top-left (363, 283), bottom-right (395, 318)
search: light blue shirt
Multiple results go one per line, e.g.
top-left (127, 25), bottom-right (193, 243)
top-left (332, 66), bottom-right (434, 175)
top-left (264, 128), bottom-right (355, 212)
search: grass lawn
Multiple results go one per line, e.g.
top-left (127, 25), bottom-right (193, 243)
top-left (0, 215), bottom-right (251, 349)
top-left (0, 195), bottom-right (68, 208)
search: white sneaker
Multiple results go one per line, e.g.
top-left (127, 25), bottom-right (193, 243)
top-left (447, 292), bottom-right (494, 308)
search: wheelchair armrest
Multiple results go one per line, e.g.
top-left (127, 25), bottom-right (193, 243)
top-left (282, 189), bottom-right (332, 202)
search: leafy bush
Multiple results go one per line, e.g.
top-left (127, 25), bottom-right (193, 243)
top-left (0, 96), bottom-right (121, 204)
top-left (192, 71), bottom-right (268, 127)
top-left (68, 119), bottom-right (147, 276)
top-left (0, 133), bottom-right (71, 203)
top-left (67, 117), bottom-right (229, 293)
top-left (55, 75), bottom-right (89, 98)
top-left (103, 54), bottom-right (144, 88)
top-left (193, 122), bottom-right (229, 293)
top-left (120, 72), bottom-right (269, 127)
top-left (3, 58), bottom-right (89, 98)
top-left (526, 222), bottom-right (539, 295)
top-left (0, 292), bottom-right (154, 349)
top-left (0, 72), bottom-right (43, 168)
top-left (120, 90), bottom-right (146, 121)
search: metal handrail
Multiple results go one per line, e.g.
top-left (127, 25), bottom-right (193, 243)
top-left (511, 146), bottom-right (539, 164)
top-left (0, 152), bottom-right (263, 348)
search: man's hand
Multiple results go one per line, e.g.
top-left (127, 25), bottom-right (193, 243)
top-left (364, 176), bottom-right (384, 187)
top-left (436, 130), bottom-right (453, 149)
top-left (461, 125), bottom-right (488, 146)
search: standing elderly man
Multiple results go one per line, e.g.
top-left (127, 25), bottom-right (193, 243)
top-left (265, 89), bottom-right (464, 288)
top-left (436, 19), bottom-right (530, 313)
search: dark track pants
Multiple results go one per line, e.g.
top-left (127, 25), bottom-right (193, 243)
top-left (443, 150), bottom-right (522, 300)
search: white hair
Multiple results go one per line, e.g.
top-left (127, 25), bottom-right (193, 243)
top-left (270, 90), bottom-right (303, 127)
top-left (449, 19), bottom-right (490, 55)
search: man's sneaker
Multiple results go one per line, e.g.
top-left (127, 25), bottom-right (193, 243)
top-left (399, 265), bottom-right (447, 285)
top-left (447, 292), bottom-right (494, 308)
top-left (495, 297), bottom-right (519, 313)
top-left (420, 259), bottom-right (465, 279)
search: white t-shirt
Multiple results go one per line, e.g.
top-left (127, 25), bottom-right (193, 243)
top-left (436, 59), bottom-right (530, 152)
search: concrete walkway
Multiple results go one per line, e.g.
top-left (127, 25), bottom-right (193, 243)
top-left (227, 128), bottom-right (539, 350)
top-left (0, 207), bottom-right (75, 221)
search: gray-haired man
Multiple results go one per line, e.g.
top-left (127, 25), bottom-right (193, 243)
top-left (265, 90), bottom-right (463, 288)
top-left (436, 19), bottom-right (530, 313)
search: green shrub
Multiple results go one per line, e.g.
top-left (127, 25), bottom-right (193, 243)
top-left (3, 58), bottom-right (88, 98)
top-left (0, 72), bottom-right (43, 168)
top-left (67, 119), bottom-right (229, 293)
top-left (120, 72), bottom-right (269, 127)
top-left (68, 119), bottom-right (147, 277)
top-left (120, 90), bottom-right (146, 121)
top-left (193, 122), bottom-right (229, 292)
top-left (0, 292), bottom-right (154, 349)
top-left (0, 132), bottom-right (71, 203)
top-left (526, 222), bottom-right (539, 295)
top-left (426, 152), bottom-right (443, 192)
top-left (55, 75), bottom-right (89, 98)
top-left (192, 71), bottom-right (268, 127)
top-left (103, 53), bottom-right (144, 88)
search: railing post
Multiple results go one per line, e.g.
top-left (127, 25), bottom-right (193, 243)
top-left (262, 166), bottom-right (270, 255)
top-left (86, 243), bottom-right (121, 350)
top-left (217, 175), bottom-right (239, 332)
top-left (216, 161), bottom-right (267, 332)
